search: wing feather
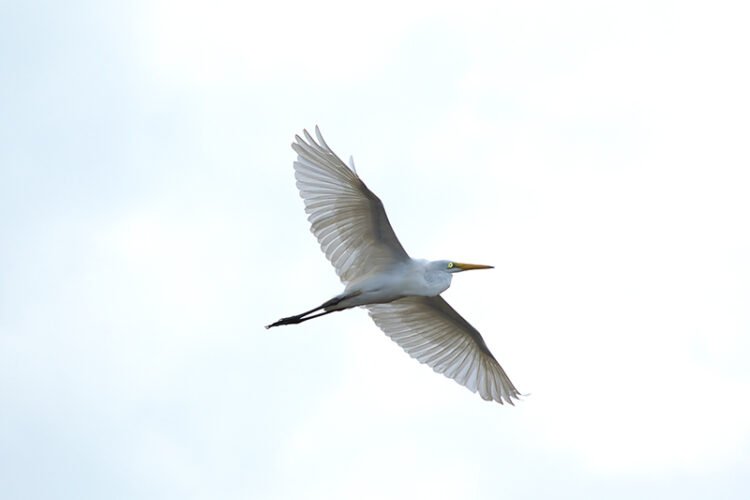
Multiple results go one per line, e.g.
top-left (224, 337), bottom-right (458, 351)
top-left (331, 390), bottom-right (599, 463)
top-left (293, 127), bottom-right (409, 283)
top-left (367, 296), bottom-right (521, 404)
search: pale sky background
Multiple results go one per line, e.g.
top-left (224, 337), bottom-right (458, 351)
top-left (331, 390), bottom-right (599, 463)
top-left (2, 1), bottom-right (749, 499)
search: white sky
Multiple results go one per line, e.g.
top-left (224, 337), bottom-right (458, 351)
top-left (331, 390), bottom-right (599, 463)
top-left (2, 1), bottom-right (749, 498)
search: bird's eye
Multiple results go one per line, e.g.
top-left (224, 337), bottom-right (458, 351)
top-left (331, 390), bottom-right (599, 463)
top-left (447, 262), bottom-right (454, 269)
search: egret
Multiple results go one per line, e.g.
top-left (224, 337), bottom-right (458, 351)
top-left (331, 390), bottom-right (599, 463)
top-left (266, 127), bottom-right (521, 404)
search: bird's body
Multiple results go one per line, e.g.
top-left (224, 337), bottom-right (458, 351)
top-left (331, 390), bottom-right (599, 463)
top-left (334, 259), bottom-right (454, 310)
top-left (267, 127), bottom-right (521, 404)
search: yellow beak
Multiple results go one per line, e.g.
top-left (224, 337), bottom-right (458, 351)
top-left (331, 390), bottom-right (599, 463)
top-left (454, 262), bottom-right (494, 271)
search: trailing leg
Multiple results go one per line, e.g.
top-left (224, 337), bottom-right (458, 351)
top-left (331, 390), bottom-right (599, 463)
top-left (265, 309), bottom-right (337, 328)
top-left (265, 294), bottom-right (354, 329)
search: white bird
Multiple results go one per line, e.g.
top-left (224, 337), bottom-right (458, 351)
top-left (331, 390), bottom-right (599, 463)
top-left (267, 127), bottom-right (521, 404)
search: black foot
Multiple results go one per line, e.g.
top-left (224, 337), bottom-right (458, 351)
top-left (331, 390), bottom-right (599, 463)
top-left (265, 308), bottom-right (338, 329)
top-left (265, 315), bottom-right (302, 329)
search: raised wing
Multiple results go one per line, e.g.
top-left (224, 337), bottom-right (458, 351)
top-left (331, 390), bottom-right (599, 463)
top-left (293, 127), bottom-right (410, 284)
top-left (367, 296), bottom-right (521, 404)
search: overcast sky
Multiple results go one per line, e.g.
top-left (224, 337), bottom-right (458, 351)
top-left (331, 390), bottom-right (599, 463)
top-left (2, 1), bottom-right (749, 499)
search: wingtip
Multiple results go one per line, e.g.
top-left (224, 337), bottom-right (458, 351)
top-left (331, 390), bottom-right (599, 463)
top-left (504, 391), bottom-right (526, 406)
top-left (315, 125), bottom-right (331, 151)
top-left (303, 128), bottom-right (315, 144)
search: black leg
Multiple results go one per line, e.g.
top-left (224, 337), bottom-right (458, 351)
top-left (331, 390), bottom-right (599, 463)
top-left (266, 292), bottom-right (359, 329)
top-left (265, 309), bottom-right (337, 329)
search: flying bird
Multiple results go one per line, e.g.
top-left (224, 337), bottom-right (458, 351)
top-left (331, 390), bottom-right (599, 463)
top-left (266, 127), bottom-right (521, 404)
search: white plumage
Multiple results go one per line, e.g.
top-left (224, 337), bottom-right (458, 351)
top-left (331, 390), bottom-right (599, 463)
top-left (267, 126), bottom-right (521, 405)
top-left (292, 128), bottom-right (409, 284)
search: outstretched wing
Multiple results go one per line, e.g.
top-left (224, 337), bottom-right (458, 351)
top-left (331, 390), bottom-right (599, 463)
top-left (293, 127), bottom-right (410, 284)
top-left (367, 296), bottom-right (521, 404)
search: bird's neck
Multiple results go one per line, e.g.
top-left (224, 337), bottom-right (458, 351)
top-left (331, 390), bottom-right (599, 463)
top-left (423, 264), bottom-right (452, 296)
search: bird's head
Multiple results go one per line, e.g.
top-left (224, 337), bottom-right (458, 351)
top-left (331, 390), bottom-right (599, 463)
top-left (434, 260), bottom-right (494, 274)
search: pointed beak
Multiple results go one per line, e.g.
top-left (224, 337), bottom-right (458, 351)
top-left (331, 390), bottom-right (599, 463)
top-left (454, 262), bottom-right (494, 271)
